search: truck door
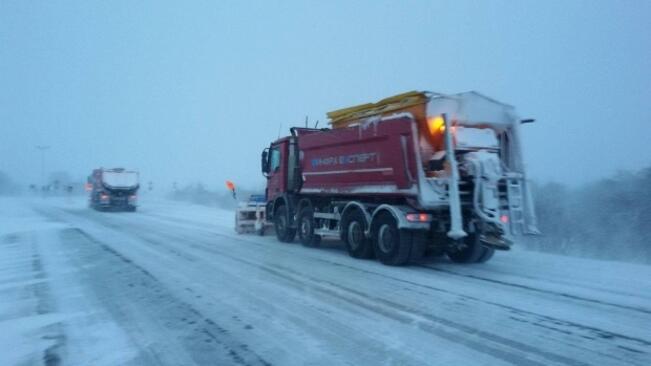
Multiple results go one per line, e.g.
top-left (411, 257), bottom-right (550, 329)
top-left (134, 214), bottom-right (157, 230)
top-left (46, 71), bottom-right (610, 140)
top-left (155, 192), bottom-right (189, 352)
top-left (267, 142), bottom-right (287, 201)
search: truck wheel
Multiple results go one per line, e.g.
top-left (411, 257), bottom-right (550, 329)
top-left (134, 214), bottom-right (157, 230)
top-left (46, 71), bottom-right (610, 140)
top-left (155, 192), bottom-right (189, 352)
top-left (408, 231), bottom-right (428, 263)
top-left (372, 212), bottom-right (412, 266)
top-left (342, 209), bottom-right (374, 259)
top-left (297, 207), bottom-right (321, 247)
top-left (447, 233), bottom-right (484, 263)
top-left (476, 246), bottom-right (495, 263)
top-left (274, 205), bottom-right (296, 243)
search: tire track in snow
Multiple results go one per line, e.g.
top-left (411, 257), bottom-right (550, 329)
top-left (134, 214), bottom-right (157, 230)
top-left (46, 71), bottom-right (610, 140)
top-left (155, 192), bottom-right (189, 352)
top-left (0, 230), bottom-right (67, 366)
top-left (66, 206), bottom-right (651, 349)
top-left (76, 216), bottom-right (594, 366)
top-left (26, 206), bottom-right (274, 366)
top-left (419, 265), bottom-right (651, 315)
top-left (145, 210), bottom-right (651, 317)
top-left (29, 232), bottom-right (66, 366)
top-left (52, 205), bottom-right (651, 365)
top-left (50, 210), bottom-right (427, 365)
top-left (124, 216), bottom-right (651, 360)
top-left (63, 227), bottom-right (273, 366)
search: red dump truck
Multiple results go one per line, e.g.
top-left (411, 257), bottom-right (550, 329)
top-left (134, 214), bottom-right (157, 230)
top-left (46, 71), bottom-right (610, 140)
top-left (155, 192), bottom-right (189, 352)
top-left (261, 91), bottom-right (538, 265)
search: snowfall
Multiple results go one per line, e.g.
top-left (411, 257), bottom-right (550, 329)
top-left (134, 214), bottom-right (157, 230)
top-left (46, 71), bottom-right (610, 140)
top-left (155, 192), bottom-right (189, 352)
top-left (1, 195), bottom-right (649, 366)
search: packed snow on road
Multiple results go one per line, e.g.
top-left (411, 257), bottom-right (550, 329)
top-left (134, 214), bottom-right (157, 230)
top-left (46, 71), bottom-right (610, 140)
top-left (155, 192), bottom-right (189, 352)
top-left (1, 196), bottom-right (650, 366)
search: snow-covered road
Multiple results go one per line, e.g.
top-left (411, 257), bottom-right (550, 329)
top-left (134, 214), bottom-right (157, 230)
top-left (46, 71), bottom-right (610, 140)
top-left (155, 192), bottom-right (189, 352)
top-left (1, 196), bottom-right (650, 366)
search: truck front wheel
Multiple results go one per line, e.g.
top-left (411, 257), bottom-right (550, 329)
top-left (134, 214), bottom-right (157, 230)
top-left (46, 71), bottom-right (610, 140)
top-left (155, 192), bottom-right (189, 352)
top-left (342, 210), bottom-right (374, 259)
top-left (274, 205), bottom-right (296, 243)
top-left (372, 212), bottom-right (412, 266)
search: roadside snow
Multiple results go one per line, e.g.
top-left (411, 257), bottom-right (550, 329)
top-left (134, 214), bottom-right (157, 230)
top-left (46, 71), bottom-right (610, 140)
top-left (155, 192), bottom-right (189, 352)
top-left (1, 195), bottom-right (650, 366)
top-left (0, 198), bottom-right (138, 365)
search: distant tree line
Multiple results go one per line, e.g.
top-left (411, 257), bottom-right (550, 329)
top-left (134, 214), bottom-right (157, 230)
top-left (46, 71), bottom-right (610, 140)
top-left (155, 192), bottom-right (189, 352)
top-left (525, 166), bottom-right (651, 264)
top-left (0, 170), bottom-right (88, 196)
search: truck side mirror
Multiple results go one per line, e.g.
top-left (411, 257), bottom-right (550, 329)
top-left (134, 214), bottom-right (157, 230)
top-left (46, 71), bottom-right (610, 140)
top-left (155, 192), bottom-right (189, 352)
top-left (261, 149), bottom-right (270, 175)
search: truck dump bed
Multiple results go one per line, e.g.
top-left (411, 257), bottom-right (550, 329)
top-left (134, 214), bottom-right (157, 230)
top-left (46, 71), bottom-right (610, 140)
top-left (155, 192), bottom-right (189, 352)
top-left (298, 115), bottom-right (419, 196)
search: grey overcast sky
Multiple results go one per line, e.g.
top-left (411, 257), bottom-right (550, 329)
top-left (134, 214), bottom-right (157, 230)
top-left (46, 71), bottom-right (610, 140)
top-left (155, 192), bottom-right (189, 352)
top-left (1, 0), bottom-right (650, 190)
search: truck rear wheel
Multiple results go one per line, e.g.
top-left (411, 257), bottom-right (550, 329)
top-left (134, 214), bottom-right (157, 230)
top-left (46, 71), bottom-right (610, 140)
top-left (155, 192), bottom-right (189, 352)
top-left (297, 207), bottom-right (321, 247)
top-left (447, 233), bottom-right (485, 263)
top-left (274, 205), bottom-right (296, 243)
top-left (372, 212), bottom-right (412, 266)
top-left (476, 246), bottom-right (495, 263)
top-left (342, 209), bottom-right (374, 259)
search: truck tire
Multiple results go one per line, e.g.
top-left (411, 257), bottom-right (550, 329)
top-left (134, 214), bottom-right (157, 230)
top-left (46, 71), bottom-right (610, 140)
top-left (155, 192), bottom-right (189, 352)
top-left (274, 205), bottom-right (296, 243)
top-left (342, 209), bottom-right (374, 259)
top-left (447, 233), bottom-right (484, 263)
top-left (476, 246), bottom-right (495, 263)
top-left (297, 207), bottom-right (321, 247)
top-left (408, 230), bottom-right (428, 263)
top-left (371, 212), bottom-right (412, 266)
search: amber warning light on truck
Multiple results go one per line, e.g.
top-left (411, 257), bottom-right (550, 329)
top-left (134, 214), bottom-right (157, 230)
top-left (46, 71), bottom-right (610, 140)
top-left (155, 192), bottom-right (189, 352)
top-left (427, 115), bottom-right (446, 135)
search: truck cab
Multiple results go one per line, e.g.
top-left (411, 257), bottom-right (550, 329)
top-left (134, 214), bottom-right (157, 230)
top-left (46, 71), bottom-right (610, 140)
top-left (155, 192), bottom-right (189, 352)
top-left (262, 138), bottom-right (288, 202)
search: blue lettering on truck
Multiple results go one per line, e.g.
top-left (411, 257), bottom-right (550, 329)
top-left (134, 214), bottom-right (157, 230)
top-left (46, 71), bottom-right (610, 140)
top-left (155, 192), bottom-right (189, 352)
top-left (311, 152), bottom-right (378, 168)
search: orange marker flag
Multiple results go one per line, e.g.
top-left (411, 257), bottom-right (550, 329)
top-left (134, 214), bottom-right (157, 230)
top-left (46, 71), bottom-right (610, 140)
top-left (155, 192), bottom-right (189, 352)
top-left (225, 180), bottom-right (235, 191)
top-left (225, 180), bottom-right (236, 199)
